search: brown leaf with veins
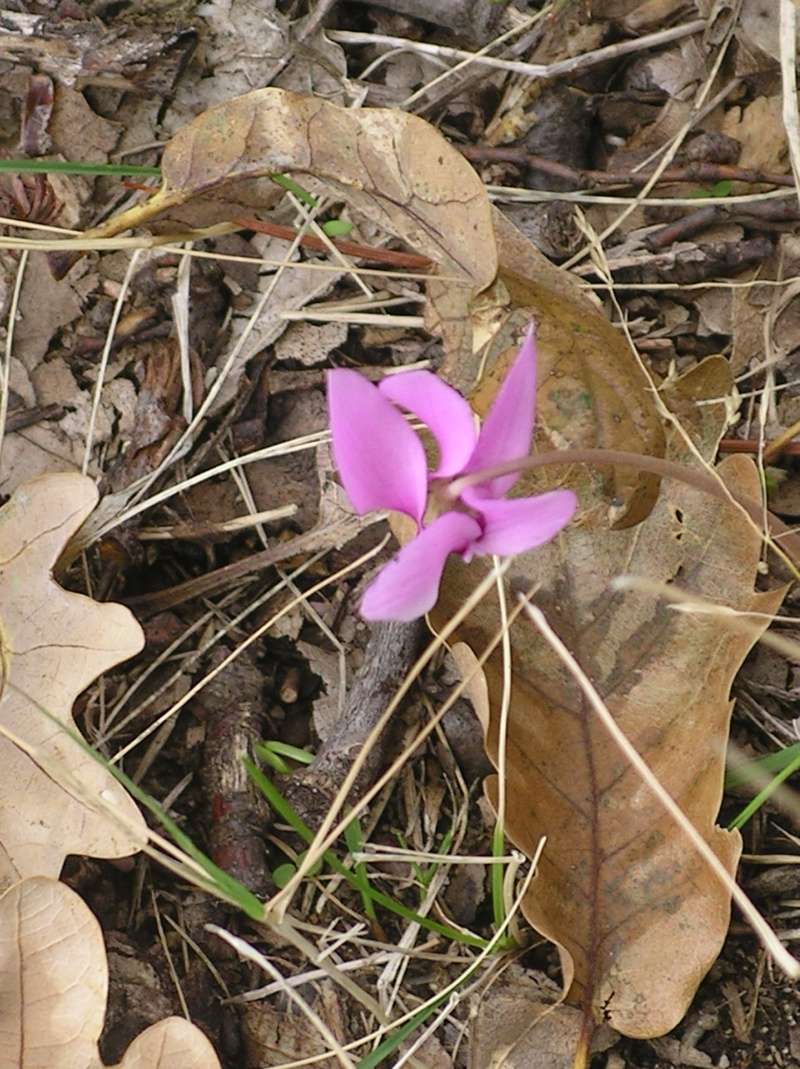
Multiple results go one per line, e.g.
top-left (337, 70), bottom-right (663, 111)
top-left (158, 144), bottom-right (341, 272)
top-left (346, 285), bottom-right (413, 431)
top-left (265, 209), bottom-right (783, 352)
top-left (0, 473), bottom-right (146, 889)
top-left (469, 210), bottom-right (666, 526)
top-left (0, 876), bottom-right (220, 1069)
top-left (62, 87), bottom-right (496, 370)
top-left (436, 356), bottom-right (787, 1043)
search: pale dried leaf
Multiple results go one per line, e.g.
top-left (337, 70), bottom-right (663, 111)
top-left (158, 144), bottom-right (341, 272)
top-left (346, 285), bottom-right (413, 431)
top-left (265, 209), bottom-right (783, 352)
top-left (738, 0), bottom-right (800, 63)
top-left (48, 85), bottom-right (120, 162)
top-left (721, 95), bottom-right (788, 177)
top-left (449, 642), bottom-right (490, 736)
top-left (0, 474), bottom-right (146, 887)
top-left (113, 1019), bottom-right (219, 1069)
top-left (15, 253), bottom-right (94, 371)
top-left (0, 877), bottom-right (220, 1069)
top-left (0, 875), bottom-right (106, 1069)
top-left (162, 0), bottom-right (289, 130)
top-left (274, 320), bottom-right (348, 367)
top-left (0, 427), bottom-right (82, 500)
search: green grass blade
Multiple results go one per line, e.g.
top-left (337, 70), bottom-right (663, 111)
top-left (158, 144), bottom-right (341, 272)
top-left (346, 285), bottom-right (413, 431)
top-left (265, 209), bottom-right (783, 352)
top-left (0, 159), bottom-right (161, 177)
top-left (490, 822), bottom-right (506, 931)
top-left (8, 683), bottom-right (264, 918)
top-left (270, 172), bottom-right (318, 208)
top-left (257, 739), bottom-right (315, 765)
top-left (726, 741), bottom-right (800, 789)
top-left (344, 816), bottom-right (377, 921)
top-left (245, 760), bottom-right (487, 948)
top-left (729, 747), bottom-right (800, 830)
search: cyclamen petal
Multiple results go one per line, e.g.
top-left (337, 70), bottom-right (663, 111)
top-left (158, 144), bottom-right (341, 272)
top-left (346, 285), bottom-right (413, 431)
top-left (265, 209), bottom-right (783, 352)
top-left (327, 369), bottom-right (428, 523)
top-left (379, 370), bottom-right (478, 477)
top-left (464, 324), bottom-right (537, 498)
top-left (360, 511), bottom-right (482, 621)
top-left (463, 488), bottom-right (577, 558)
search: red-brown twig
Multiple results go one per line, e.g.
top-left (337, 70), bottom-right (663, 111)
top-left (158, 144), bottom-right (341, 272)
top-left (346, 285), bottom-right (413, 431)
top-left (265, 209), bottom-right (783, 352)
top-left (459, 144), bottom-right (795, 192)
top-left (119, 183), bottom-right (434, 270)
top-left (232, 215), bottom-right (433, 270)
top-left (719, 439), bottom-right (800, 457)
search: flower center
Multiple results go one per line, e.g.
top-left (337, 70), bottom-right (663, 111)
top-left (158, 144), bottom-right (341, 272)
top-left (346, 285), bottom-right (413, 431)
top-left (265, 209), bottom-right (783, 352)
top-left (425, 478), bottom-right (482, 530)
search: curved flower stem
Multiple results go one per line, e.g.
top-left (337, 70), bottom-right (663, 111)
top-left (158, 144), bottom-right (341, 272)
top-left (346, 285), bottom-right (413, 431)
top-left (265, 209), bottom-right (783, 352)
top-left (449, 448), bottom-right (800, 572)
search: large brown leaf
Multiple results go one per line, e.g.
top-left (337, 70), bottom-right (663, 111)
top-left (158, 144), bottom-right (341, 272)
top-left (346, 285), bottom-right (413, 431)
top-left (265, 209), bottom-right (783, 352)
top-left (0, 474), bottom-right (146, 889)
top-left (0, 876), bottom-right (220, 1069)
top-left (437, 356), bottom-right (786, 1043)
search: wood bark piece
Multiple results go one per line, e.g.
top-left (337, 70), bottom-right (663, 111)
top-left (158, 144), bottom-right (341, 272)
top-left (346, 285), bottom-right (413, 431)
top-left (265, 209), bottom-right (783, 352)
top-left (0, 13), bottom-right (196, 93)
top-left (192, 648), bottom-right (272, 896)
top-left (285, 620), bottom-right (423, 830)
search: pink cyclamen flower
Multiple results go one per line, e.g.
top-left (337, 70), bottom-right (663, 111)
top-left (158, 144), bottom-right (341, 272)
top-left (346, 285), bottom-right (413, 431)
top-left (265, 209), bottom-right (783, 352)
top-left (327, 327), bottom-right (577, 621)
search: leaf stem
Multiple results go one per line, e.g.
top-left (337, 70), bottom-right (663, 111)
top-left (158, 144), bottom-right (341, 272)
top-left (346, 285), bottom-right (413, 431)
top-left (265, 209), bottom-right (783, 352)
top-left (448, 447), bottom-right (800, 571)
top-left (571, 1026), bottom-right (590, 1069)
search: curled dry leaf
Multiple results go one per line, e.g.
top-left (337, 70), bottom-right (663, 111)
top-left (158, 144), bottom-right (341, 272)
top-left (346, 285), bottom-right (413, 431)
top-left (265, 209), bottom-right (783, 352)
top-left (0, 876), bottom-right (220, 1069)
top-left (68, 87), bottom-right (497, 368)
top-left (437, 356), bottom-right (787, 1045)
top-left (0, 473), bottom-right (146, 889)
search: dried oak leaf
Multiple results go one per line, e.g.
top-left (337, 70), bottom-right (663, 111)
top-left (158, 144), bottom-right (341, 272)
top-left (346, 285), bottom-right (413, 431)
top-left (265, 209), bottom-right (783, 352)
top-left (468, 965), bottom-right (615, 1069)
top-left (68, 87), bottom-right (497, 372)
top-left (436, 357), bottom-right (786, 1043)
top-left (470, 211), bottom-right (666, 526)
top-left (0, 876), bottom-right (220, 1069)
top-left (0, 474), bottom-right (146, 889)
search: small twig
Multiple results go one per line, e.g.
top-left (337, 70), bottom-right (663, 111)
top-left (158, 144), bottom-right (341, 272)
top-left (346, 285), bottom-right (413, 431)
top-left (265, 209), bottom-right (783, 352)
top-left (285, 619), bottom-right (424, 830)
top-left (646, 200), bottom-right (800, 250)
top-left (118, 191), bottom-right (433, 269)
top-left (233, 215), bottom-right (433, 271)
top-left (192, 648), bottom-right (272, 896)
top-left (644, 206), bottom-right (724, 249)
top-left (720, 438), bottom-right (800, 457)
top-left (459, 145), bottom-right (795, 192)
top-left (328, 20), bottom-right (707, 82)
top-left (123, 518), bottom-right (366, 615)
top-left (3, 402), bottom-right (63, 433)
top-left (762, 415), bottom-right (800, 462)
